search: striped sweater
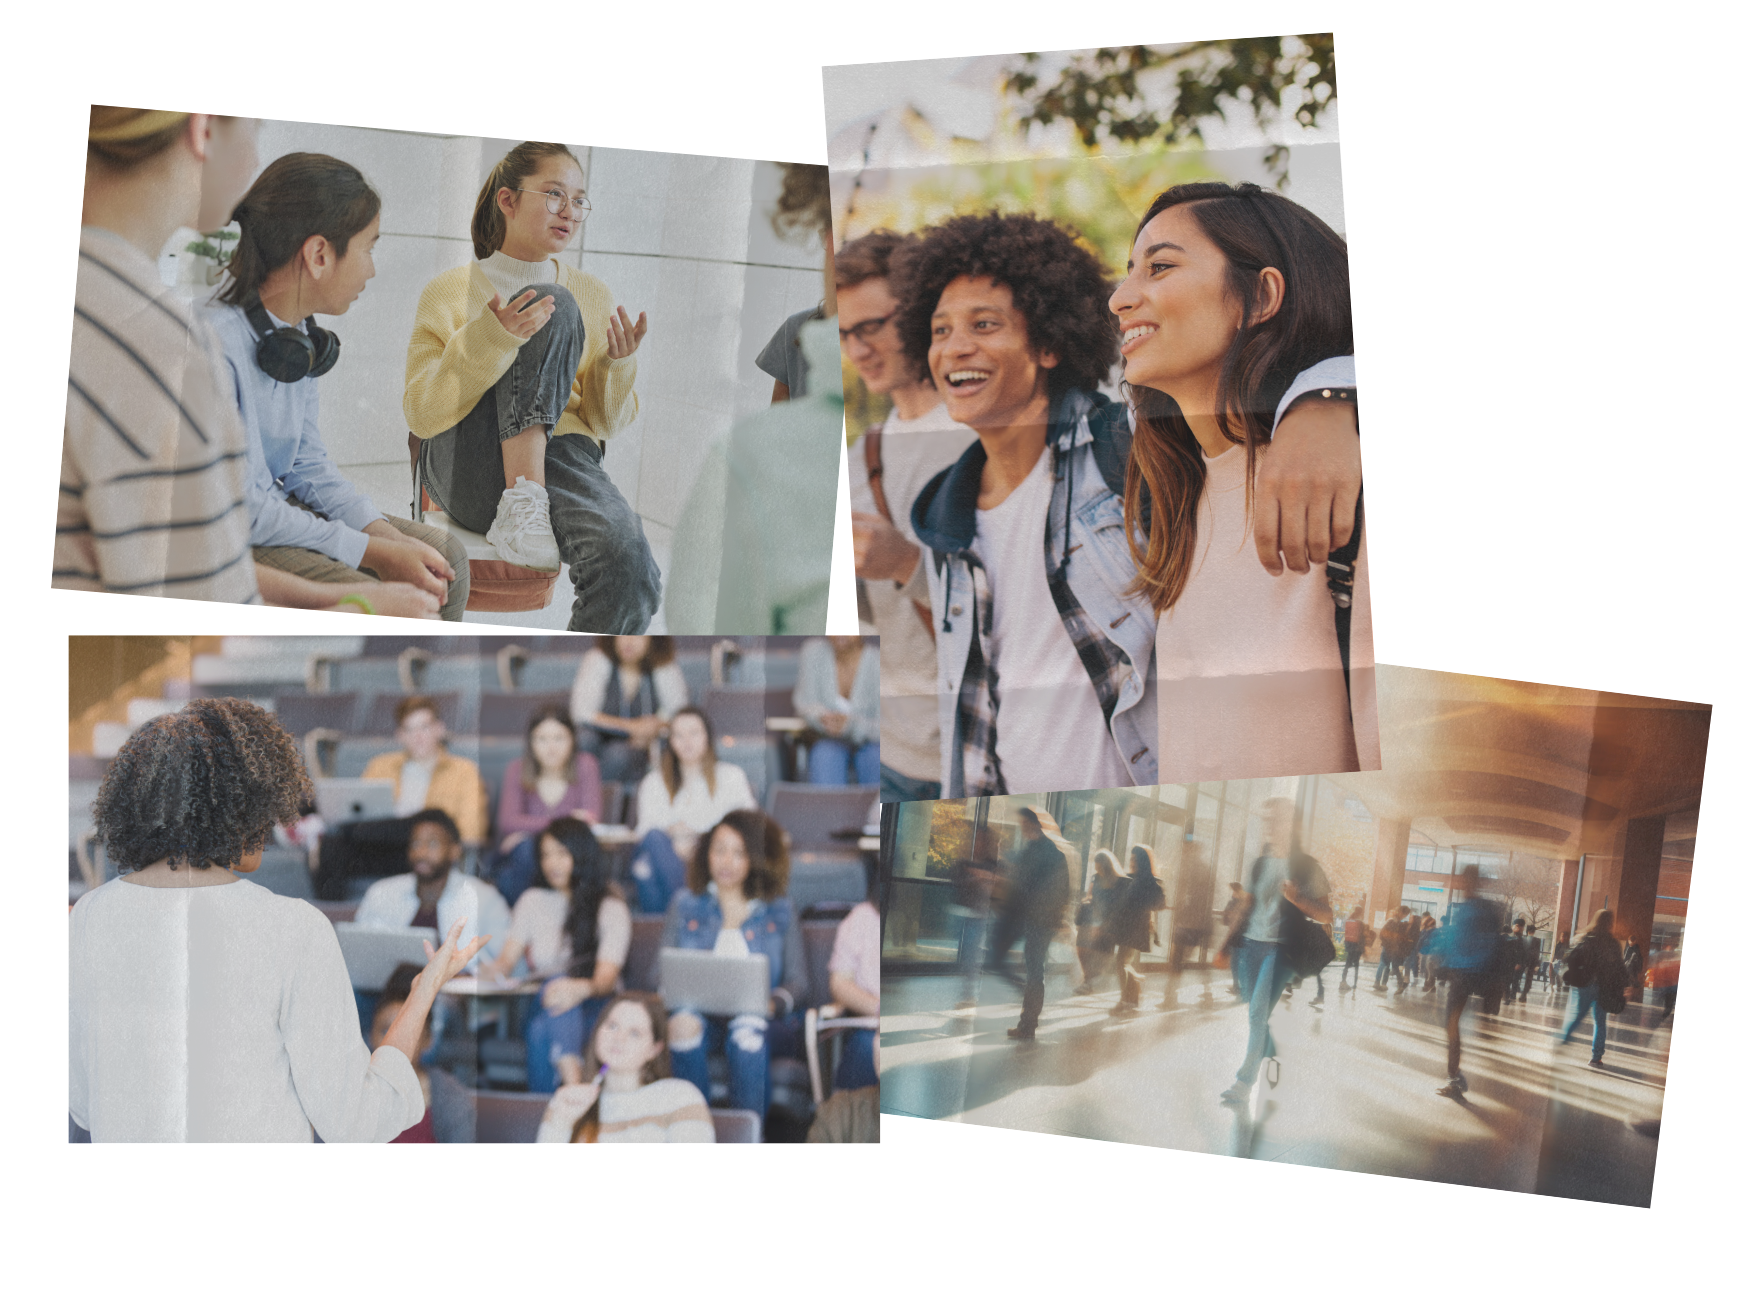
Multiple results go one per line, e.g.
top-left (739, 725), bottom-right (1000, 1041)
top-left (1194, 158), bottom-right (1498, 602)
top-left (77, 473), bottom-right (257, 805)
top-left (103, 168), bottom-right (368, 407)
top-left (58, 227), bottom-right (260, 603)
top-left (403, 254), bottom-right (638, 443)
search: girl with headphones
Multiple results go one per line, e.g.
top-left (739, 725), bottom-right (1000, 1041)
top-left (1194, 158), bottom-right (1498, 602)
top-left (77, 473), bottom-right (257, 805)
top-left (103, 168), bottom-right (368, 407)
top-left (206, 153), bottom-right (471, 621)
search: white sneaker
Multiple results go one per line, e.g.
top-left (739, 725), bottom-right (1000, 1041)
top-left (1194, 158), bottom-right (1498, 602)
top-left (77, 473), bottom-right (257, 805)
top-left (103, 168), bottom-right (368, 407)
top-left (485, 477), bottom-right (560, 571)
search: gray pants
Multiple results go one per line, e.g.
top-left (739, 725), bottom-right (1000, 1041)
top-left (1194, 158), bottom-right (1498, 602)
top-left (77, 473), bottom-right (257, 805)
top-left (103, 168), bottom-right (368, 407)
top-left (420, 282), bottom-right (661, 633)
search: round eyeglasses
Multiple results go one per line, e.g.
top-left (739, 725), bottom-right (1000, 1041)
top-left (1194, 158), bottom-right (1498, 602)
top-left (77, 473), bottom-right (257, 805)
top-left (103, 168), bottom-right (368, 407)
top-left (513, 187), bottom-right (591, 219)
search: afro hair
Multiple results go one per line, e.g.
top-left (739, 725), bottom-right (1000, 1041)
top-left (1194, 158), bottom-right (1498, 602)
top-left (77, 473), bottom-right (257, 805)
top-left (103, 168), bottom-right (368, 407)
top-left (890, 211), bottom-right (1120, 401)
top-left (93, 698), bottom-right (309, 873)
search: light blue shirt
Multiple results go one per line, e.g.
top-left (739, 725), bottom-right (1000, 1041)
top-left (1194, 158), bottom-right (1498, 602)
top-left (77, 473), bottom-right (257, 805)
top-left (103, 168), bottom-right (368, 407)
top-left (353, 873), bottom-right (513, 962)
top-left (204, 300), bottom-right (382, 567)
top-left (795, 637), bottom-right (879, 744)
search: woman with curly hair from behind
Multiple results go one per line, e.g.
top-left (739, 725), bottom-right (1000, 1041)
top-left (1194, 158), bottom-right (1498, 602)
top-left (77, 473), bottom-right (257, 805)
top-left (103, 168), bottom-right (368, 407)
top-left (70, 698), bottom-right (487, 1141)
top-left (896, 209), bottom-right (1361, 797)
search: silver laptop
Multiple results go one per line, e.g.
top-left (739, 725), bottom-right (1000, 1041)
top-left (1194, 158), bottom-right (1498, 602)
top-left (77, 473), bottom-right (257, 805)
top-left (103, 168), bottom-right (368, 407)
top-left (335, 923), bottom-right (436, 991)
top-left (658, 948), bottom-right (771, 1017)
top-left (315, 778), bottom-right (397, 825)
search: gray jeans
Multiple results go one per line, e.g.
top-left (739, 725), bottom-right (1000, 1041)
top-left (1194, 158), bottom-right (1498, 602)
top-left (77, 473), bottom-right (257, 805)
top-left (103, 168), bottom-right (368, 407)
top-left (420, 282), bottom-right (661, 633)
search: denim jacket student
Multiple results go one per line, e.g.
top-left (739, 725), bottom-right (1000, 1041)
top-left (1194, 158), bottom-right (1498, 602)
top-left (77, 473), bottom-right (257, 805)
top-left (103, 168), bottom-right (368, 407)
top-left (912, 361), bottom-right (1360, 799)
top-left (660, 890), bottom-right (809, 1011)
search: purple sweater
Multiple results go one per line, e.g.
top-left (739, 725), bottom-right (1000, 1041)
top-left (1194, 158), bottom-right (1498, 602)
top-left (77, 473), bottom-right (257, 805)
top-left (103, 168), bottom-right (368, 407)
top-left (497, 755), bottom-right (605, 841)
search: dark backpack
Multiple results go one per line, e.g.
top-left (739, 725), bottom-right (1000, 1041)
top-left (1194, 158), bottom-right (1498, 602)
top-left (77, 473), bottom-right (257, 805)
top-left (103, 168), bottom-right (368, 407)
top-left (1562, 939), bottom-right (1595, 988)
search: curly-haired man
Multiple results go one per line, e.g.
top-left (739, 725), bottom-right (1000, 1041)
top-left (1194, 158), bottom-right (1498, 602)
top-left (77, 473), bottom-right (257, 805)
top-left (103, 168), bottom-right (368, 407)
top-left (895, 212), bottom-right (1356, 795)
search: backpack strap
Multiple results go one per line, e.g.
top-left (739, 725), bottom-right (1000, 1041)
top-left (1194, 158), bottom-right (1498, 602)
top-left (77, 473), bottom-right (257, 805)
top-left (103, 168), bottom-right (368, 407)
top-left (862, 423), bottom-right (934, 635)
top-left (1325, 485), bottom-right (1364, 702)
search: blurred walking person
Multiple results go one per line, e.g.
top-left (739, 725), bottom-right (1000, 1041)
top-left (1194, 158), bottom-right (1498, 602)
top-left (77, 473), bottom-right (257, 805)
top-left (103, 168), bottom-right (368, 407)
top-left (1558, 909), bottom-right (1629, 1067)
top-left (985, 809), bottom-right (1070, 1041)
top-left (1648, 943), bottom-right (1680, 1030)
top-left (1074, 849), bottom-right (1121, 995)
top-left (1220, 797), bottom-right (1332, 1108)
top-left (1217, 881), bottom-right (1253, 999)
top-left (1338, 907), bottom-right (1369, 991)
top-left (949, 827), bottom-right (1003, 1003)
top-left (1104, 846), bottom-right (1166, 1016)
top-left (1430, 865), bottom-right (1504, 1099)
top-left (1164, 836), bottom-right (1216, 1006)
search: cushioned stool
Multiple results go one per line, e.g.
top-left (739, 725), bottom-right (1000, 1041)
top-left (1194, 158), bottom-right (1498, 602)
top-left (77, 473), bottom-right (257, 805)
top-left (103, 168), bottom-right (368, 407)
top-left (410, 432), bottom-right (559, 613)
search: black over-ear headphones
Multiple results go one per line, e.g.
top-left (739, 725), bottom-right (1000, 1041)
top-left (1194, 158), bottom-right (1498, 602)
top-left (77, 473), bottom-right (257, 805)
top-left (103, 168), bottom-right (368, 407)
top-left (245, 297), bottom-right (341, 383)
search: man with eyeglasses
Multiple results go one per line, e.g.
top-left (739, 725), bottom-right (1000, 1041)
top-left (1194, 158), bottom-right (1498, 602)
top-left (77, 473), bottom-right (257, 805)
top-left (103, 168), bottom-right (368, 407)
top-left (838, 230), bottom-right (974, 803)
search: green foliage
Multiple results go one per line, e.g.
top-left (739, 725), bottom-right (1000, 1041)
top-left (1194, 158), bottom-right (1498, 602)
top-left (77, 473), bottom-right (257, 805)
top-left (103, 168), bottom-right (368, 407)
top-left (1005, 35), bottom-right (1337, 188)
top-left (184, 227), bottom-right (240, 264)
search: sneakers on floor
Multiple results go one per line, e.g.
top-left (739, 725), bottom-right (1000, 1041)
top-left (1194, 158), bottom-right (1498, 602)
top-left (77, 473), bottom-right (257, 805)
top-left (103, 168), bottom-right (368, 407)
top-left (1436, 1072), bottom-right (1468, 1099)
top-left (1007, 1026), bottom-right (1036, 1042)
top-left (485, 476), bottom-right (561, 571)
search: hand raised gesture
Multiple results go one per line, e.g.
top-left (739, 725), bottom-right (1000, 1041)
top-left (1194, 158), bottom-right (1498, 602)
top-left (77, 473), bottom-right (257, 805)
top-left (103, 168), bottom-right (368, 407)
top-left (605, 305), bottom-right (648, 359)
top-left (418, 917), bottom-right (490, 993)
top-left (489, 289), bottom-right (557, 341)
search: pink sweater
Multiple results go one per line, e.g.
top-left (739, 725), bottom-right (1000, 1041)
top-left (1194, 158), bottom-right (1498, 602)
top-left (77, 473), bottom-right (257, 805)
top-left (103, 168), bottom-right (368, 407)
top-left (497, 755), bottom-right (605, 840)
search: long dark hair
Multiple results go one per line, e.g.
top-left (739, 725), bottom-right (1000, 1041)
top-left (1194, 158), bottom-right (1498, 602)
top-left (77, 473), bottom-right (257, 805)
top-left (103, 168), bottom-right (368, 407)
top-left (595, 635), bottom-right (677, 675)
top-left (1122, 181), bottom-right (1353, 614)
top-left (540, 818), bottom-right (616, 978)
top-left (522, 704), bottom-right (577, 791)
top-left (569, 992), bottom-right (673, 1144)
top-left (471, 141), bottom-right (582, 260)
top-left (218, 153), bottom-right (381, 307)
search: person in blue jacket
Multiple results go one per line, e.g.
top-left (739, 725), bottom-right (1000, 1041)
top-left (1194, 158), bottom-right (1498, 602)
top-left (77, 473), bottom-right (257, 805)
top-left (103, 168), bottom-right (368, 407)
top-left (659, 810), bottom-right (807, 1119)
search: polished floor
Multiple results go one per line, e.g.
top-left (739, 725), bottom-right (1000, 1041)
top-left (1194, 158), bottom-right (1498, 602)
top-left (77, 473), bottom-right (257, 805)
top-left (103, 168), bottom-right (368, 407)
top-left (880, 959), bottom-right (1669, 1206)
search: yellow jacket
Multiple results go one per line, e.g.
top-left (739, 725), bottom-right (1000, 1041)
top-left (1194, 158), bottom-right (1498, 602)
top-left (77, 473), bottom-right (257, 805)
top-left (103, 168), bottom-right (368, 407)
top-left (361, 750), bottom-right (490, 844)
top-left (403, 261), bottom-right (638, 442)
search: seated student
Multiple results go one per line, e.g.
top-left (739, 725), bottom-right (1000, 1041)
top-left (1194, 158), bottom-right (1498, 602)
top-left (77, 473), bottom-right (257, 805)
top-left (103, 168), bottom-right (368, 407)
top-left (536, 993), bottom-right (714, 1142)
top-left (660, 810), bottom-right (808, 1119)
top-left (369, 964), bottom-right (437, 1143)
top-left (490, 705), bottom-right (602, 907)
top-left (828, 894), bottom-right (880, 1092)
top-left (71, 698), bottom-right (485, 1142)
top-left (354, 808), bottom-right (511, 958)
top-left (795, 636), bottom-right (879, 786)
top-left (568, 636), bottom-right (688, 785)
top-left (316, 696), bottom-right (489, 898)
top-left (65, 108), bottom-right (438, 618)
top-left (404, 140), bottom-right (656, 633)
top-left (492, 818), bottom-right (632, 1094)
top-left (757, 165), bottom-right (835, 404)
top-left (206, 153), bottom-right (470, 621)
top-left (626, 706), bottom-right (757, 913)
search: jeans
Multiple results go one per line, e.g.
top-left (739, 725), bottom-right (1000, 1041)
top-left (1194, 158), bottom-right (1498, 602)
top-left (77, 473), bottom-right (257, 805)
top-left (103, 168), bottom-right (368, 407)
top-left (420, 282), bottom-right (660, 634)
top-left (670, 1010), bottom-right (770, 1116)
top-left (1374, 952), bottom-right (1395, 987)
top-left (809, 738), bottom-right (880, 786)
top-left (835, 1026), bottom-right (878, 1091)
top-left (489, 835), bottom-right (539, 908)
top-left (1340, 945), bottom-right (1364, 986)
top-left (1234, 939), bottom-right (1291, 1085)
top-left (985, 908), bottom-right (1051, 1034)
top-left (626, 828), bottom-right (687, 914)
top-left (524, 993), bottom-right (610, 1094)
top-left (880, 761), bottom-right (941, 805)
top-left (1559, 983), bottom-right (1608, 1059)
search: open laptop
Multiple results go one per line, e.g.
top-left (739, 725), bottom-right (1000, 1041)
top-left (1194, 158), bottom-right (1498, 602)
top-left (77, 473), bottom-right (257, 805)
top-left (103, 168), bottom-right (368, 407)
top-left (315, 778), bottom-right (397, 825)
top-left (335, 923), bottom-right (436, 991)
top-left (658, 948), bottom-right (771, 1017)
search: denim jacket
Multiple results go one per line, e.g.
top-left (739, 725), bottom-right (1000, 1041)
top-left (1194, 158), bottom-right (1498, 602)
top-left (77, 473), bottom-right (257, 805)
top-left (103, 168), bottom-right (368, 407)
top-left (910, 388), bottom-right (1159, 796)
top-left (661, 891), bottom-right (809, 1010)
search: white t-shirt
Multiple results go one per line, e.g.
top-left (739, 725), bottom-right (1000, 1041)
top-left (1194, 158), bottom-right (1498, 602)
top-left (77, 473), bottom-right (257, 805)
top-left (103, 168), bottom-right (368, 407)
top-left (1152, 444), bottom-right (1377, 782)
top-left (633, 762), bottom-right (758, 838)
top-left (849, 403), bottom-right (976, 782)
top-left (974, 450), bottom-right (1130, 794)
top-left (395, 758), bottom-right (435, 816)
top-left (69, 879), bottom-right (422, 1142)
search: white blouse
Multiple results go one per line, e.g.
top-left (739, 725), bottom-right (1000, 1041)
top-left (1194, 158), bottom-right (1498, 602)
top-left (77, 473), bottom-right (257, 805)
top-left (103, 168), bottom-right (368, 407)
top-left (69, 879), bottom-right (422, 1142)
top-left (633, 762), bottom-right (757, 839)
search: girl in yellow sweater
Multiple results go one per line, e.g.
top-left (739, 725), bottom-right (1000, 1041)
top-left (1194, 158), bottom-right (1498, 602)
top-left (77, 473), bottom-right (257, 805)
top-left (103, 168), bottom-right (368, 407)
top-left (404, 141), bottom-right (659, 633)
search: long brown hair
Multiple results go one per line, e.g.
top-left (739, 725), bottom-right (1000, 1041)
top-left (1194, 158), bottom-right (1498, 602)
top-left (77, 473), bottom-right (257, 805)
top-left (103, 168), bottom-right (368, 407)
top-left (521, 704), bottom-right (577, 790)
top-left (570, 992), bottom-right (672, 1143)
top-left (595, 635), bottom-right (676, 675)
top-left (217, 153), bottom-right (381, 307)
top-left (471, 141), bottom-right (582, 260)
top-left (1122, 182), bottom-right (1353, 614)
top-left (1581, 908), bottom-right (1616, 941)
top-left (658, 706), bottom-right (717, 802)
top-left (685, 809), bottom-right (791, 900)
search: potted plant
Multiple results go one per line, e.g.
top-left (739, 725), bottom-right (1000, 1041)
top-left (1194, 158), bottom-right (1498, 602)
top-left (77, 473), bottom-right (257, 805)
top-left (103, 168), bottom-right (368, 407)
top-left (182, 227), bottom-right (240, 286)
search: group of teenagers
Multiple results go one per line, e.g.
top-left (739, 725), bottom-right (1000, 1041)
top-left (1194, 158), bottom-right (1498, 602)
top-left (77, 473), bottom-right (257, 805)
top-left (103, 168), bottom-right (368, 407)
top-left (70, 693), bottom-right (881, 1142)
top-left (64, 108), bottom-right (840, 633)
top-left (844, 185), bottom-right (1378, 801)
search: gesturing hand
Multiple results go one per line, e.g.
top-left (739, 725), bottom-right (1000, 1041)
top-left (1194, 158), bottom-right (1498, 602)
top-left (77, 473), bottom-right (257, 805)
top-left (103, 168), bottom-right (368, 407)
top-left (489, 289), bottom-right (557, 341)
top-left (605, 305), bottom-right (648, 359)
top-left (419, 917), bottom-right (490, 993)
top-left (1253, 396), bottom-right (1361, 576)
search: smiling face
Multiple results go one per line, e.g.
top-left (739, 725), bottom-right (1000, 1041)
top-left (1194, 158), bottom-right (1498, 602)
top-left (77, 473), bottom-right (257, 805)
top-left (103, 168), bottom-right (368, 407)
top-left (538, 833), bottom-right (574, 892)
top-left (407, 820), bottom-right (459, 882)
top-left (838, 275), bottom-right (909, 394)
top-left (668, 712), bottom-right (708, 769)
top-left (1109, 204), bottom-right (1246, 399)
top-left (498, 153), bottom-right (586, 259)
top-left (707, 822), bottom-right (751, 893)
top-left (529, 717), bottom-right (574, 775)
top-left (314, 212), bottom-right (379, 316)
top-left (593, 998), bottom-right (662, 1076)
top-left (927, 276), bottom-right (1057, 433)
top-left (612, 635), bottom-right (650, 667)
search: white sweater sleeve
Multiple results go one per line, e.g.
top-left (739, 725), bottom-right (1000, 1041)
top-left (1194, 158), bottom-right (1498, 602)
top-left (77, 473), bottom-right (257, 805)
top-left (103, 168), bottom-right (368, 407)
top-left (280, 906), bottom-right (423, 1143)
top-left (570, 649), bottom-right (612, 725)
